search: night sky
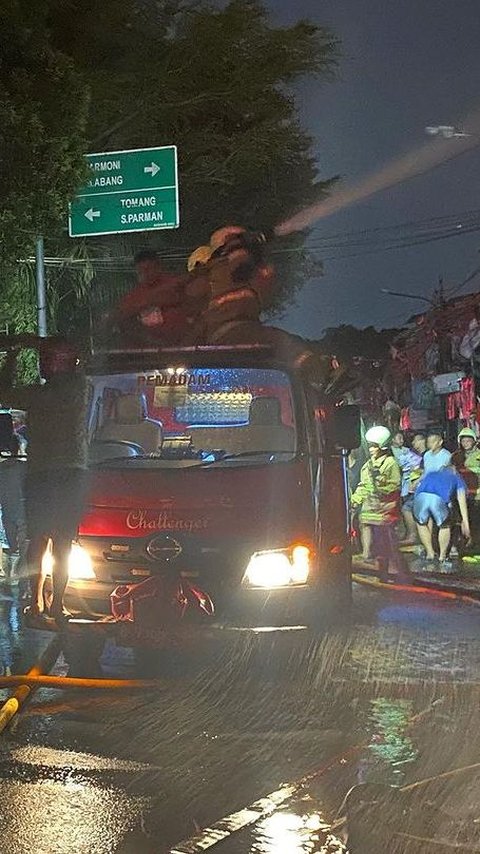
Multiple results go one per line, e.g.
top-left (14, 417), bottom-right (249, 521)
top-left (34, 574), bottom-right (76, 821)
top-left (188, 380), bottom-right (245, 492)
top-left (269, 0), bottom-right (480, 337)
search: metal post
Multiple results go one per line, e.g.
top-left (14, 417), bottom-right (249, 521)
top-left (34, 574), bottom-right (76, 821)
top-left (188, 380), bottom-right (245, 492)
top-left (340, 447), bottom-right (351, 537)
top-left (35, 236), bottom-right (47, 337)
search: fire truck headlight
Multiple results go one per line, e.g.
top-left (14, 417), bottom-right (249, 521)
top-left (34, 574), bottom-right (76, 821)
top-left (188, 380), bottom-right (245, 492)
top-left (42, 542), bottom-right (95, 581)
top-left (69, 543), bottom-right (95, 580)
top-left (243, 545), bottom-right (311, 589)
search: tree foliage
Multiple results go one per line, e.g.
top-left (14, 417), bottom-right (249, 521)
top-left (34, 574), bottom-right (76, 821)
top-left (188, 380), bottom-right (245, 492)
top-left (317, 325), bottom-right (398, 360)
top-left (49, 0), bottom-right (339, 312)
top-left (0, 0), bottom-right (90, 264)
top-left (2, 0), bottom-right (340, 333)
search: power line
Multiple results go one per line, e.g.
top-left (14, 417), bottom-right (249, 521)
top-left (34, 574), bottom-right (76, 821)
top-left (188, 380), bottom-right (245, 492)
top-left (447, 265), bottom-right (480, 298)
top-left (20, 208), bottom-right (480, 269)
top-left (309, 222), bottom-right (480, 262)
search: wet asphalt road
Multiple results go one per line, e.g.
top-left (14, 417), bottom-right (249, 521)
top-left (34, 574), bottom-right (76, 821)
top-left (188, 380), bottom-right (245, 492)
top-left (0, 583), bottom-right (479, 853)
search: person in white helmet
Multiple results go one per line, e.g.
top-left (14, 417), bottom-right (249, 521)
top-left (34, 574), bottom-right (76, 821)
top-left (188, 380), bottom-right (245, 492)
top-left (351, 426), bottom-right (410, 582)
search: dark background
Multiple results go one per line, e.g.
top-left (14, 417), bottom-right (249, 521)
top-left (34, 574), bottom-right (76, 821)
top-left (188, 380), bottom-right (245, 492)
top-left (269, 0), bottom-right (480, 336)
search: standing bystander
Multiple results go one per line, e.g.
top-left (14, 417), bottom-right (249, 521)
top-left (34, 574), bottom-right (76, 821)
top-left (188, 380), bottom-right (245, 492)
top-left (413, 466), bottom-right (470, 571)
top-left (411, 432), bottom-right (427, 458)
top-left (0, 338), bottom-right (89, 624)
top-left (423, 430), bottom-right (452, 473)
top-left (0, 432), bottom-right (27, 577)
top-left (391, 431), bottom-right (422, 544)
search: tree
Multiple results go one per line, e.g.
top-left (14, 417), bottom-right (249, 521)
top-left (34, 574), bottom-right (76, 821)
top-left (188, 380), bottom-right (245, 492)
top-left (317, 325), bottom-right (398, 362)
top-left (0, 1), bottom-right (90, 264)
top-left (49, 0), bottom-right (339, 314)
top-left (2, 0), bottom-right (339, 337)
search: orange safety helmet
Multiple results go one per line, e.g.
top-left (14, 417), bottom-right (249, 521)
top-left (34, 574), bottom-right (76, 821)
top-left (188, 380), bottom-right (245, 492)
top-left (187, 245), bottom-right (212, 272)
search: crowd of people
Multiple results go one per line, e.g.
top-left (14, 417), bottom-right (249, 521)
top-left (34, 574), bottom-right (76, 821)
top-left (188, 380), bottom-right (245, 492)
top-left (349, 423), bottom-right (480, 579)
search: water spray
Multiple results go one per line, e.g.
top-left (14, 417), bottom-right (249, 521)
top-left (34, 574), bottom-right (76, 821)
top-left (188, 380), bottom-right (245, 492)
top-left (219, 109), bottom-right (480, 261)
top-left (273, 106), bottom-right (480, 239)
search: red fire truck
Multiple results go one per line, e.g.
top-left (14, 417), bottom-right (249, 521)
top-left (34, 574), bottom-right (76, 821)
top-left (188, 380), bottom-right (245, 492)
top-left (60, 343), bottom-right (359, 637)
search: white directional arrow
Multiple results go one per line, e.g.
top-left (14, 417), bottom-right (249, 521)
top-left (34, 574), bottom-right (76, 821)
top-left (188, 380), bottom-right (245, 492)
top-left (84, 207), bottom-right (101, 222)
top-left (144, 161), bottom-right (160, 178)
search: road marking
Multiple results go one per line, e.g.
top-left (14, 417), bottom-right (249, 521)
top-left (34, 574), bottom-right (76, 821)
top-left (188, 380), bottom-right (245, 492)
top-left (169, 724), bottom-right (388, 854)
top-left (170, 784), bottom-right (298, 853)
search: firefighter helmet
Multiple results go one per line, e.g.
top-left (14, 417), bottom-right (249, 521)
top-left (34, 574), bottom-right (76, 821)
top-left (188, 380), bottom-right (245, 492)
top-left (187, 245), bottom-right (212, 272)
top-left (458, 427), bottom-right (477, 444)
top-left (365, 425), bottom-right (391, 448)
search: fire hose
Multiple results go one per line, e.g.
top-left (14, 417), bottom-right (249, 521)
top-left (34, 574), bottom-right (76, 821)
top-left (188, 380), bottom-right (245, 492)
top-left (0, 634), bottom-right (62, 733)
top-left (0, 674), bottom-right (160, 691)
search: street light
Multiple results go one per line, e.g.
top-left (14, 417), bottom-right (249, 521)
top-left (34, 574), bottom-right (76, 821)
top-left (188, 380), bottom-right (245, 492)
top-left (425, 125), bottom-right (472, 139)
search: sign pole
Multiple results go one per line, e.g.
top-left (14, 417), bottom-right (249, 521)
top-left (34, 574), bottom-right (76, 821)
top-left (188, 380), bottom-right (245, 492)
top-left (35, 236), bottom-right (47, 337)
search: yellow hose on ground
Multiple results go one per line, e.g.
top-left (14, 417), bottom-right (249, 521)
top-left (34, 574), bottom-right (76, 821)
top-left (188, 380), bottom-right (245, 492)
top-left (0, 698), bottom-right (20, 731)
top-left (0, 674), bottom-right (161, 690)
top-left (0, 635), bottom-right (63, 733)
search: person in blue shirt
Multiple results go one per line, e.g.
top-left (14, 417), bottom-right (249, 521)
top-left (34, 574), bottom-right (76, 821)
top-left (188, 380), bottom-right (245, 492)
top-left (413, 465), bottom-right (471, 569)
top-left (423, 430), bottom-right (452, 473)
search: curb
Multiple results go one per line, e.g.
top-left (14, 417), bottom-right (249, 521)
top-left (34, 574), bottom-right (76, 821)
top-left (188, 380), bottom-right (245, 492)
top-left (352, 572), bottom-right (480, 607)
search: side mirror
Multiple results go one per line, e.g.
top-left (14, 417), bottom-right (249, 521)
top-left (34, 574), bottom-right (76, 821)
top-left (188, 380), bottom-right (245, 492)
top-left (332, 405), bottom-right (361, 450)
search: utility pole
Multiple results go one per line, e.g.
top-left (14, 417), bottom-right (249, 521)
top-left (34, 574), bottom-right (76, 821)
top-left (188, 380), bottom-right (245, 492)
top-left (35, 236), bottom-right (47, 337)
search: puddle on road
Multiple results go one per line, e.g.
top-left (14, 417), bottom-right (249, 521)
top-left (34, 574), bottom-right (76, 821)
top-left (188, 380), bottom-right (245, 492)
top-left (217, 799), bottom-right (346, 854)
top-left (358, 698), bottom-right (417, 787)
top-left (0, 778), bottom-right (150, 854)
top-left (249, 808), bottom-right (345, 854)
top-left (0, 581), bottom-right (479, 852)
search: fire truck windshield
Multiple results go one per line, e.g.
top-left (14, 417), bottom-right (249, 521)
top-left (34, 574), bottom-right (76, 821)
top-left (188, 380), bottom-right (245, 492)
top-left (87, 367), bottom-right (297, 467)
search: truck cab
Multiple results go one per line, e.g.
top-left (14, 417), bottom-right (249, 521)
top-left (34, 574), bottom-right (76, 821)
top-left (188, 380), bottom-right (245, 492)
top-left (66, 344), bottom-right (358, 626)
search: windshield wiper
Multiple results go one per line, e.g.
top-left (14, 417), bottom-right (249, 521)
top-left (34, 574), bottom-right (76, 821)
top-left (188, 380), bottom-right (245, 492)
top-left (200, 450), bottom-right (294, 466)
top-left (95, 454), bottom-right (206, 465)
top-left (93, 454), bottom-right (155, 464)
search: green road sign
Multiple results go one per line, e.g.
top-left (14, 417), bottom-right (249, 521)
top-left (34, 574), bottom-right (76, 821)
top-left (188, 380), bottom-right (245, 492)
top-left (69, 145), bottom-right (179, 237)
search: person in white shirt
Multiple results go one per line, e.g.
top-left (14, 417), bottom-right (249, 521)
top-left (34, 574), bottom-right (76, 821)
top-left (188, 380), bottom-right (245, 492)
top-left (423, 430), bottom-right (452, 474)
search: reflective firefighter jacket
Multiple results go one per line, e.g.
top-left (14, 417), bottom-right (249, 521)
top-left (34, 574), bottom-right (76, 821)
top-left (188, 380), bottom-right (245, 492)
top-left (452, 447), bottom-right (480, 500)
top-left (351, 453), bottom-right (401, 526)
